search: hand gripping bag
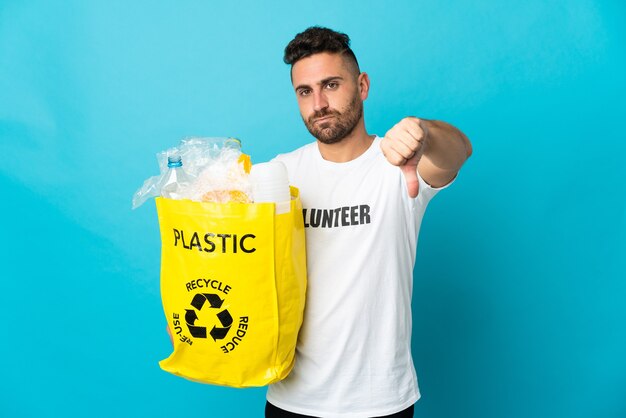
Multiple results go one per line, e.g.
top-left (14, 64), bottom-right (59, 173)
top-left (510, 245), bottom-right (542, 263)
top-left (156, 187), bottom-right (307, 387)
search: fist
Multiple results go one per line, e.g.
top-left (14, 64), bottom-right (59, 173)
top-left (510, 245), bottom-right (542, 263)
top-left (381, 117), bottom-right (428, 198)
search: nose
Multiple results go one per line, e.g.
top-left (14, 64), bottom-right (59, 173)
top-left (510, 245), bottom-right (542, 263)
top-left (313, 90), bottom-right (329, 112)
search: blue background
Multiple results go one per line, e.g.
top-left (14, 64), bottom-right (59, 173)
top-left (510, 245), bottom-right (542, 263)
top-left (1, 1), bottom-right (625, 417)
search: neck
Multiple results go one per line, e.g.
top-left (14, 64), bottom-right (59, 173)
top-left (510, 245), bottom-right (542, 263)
top-left (317, 120), bottom-right (374, 163)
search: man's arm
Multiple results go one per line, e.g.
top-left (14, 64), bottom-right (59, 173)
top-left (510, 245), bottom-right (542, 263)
top-left (381, 117), bottom-right (472, 197)
top-left (418, 119), bottom-right (472, 188)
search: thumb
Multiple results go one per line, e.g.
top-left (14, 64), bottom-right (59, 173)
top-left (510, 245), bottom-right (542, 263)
top-left (400, 163), bottom-right (419, 198)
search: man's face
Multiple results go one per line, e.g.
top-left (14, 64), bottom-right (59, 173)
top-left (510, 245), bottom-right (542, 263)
top-left (291, 52), bottom-right (367, 144)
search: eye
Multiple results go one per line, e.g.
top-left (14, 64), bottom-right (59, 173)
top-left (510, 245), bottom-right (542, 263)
top-left (325, 81), bottom-right (339, 89)
top-left (298, 88), bottom-right (312, 96)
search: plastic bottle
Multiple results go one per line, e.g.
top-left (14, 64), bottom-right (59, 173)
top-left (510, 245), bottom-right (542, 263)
top-left (160, 155), bottom-right (191, 200)
top-left (223, 137), bottom-right (242, 151)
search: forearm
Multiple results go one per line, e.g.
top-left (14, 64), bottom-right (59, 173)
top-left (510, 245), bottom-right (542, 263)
top-left (422, 119), bottom-right (472, 170)
top-left (417, 119), bottom-right (472, 187)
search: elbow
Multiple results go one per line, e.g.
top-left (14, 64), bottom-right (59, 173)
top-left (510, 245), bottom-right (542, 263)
top-left (461, 132), bottom-right (473, 159)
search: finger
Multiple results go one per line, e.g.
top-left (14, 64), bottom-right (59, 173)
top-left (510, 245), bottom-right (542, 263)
top-left (400, 164), bottom-right (419, 198)
top-left (388, 133), bottom-right (417, 159)
top-left (398, 126), bottom-right (422, 148)
top-left (166, 325), bottom-right (174, 346)
top-left (383, 144), bottom-right (409, 166)
top-left (403, 121), bottom-right (426, 145)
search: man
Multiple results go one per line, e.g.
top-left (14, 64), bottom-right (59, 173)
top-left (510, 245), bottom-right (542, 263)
top-left (265, 27), bottom-right (472, 418)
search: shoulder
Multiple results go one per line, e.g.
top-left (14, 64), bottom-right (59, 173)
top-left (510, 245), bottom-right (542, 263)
top-left (273, 141), bottom-right (317, 163)
top-left (272, 141), bottom-right (317, 175)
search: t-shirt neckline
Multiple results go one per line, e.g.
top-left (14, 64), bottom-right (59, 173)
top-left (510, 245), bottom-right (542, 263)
top-left (314, 136), bottom-right (381, 170)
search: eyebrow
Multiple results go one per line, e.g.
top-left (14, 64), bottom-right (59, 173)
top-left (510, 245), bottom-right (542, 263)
top-left (294, 76), bottom-right (344, 92)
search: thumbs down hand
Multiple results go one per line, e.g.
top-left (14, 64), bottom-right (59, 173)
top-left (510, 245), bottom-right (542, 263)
top-left (380, 117), bottom-right (428, 198)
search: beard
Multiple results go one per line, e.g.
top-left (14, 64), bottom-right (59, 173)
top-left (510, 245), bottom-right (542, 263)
top-left (302, 93), bottom-right (363, 145)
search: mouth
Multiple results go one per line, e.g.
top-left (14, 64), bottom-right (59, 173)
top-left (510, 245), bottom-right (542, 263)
top-left (314, 116), bottom-right (334, 123)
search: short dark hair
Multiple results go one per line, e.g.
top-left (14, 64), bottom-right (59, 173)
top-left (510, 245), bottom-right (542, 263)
top-left (284, 26), bottom-right (360, 72)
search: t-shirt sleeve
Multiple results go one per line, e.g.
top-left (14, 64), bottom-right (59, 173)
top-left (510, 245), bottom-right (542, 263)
top-left (414, 169), bottom-right (456, 210)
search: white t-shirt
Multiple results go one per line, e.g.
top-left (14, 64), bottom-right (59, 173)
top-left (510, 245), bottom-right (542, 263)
top-left (266, 136), bottom-right (451, 417)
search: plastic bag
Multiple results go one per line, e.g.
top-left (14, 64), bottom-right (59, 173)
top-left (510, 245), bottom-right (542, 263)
top-left (156, 187), bottom-right (307, 386)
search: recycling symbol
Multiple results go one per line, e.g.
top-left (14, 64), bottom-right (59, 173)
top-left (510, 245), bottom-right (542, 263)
top-left (185, 293), bottom-right (233, 341)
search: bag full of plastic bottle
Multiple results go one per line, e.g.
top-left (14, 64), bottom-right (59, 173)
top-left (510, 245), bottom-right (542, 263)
top-left (132, 137), bottom-right (307, 388)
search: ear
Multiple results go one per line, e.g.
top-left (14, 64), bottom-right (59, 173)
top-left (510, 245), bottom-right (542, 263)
top-left (358, 72), bottom-right (370, 101)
